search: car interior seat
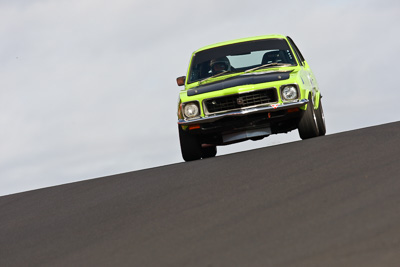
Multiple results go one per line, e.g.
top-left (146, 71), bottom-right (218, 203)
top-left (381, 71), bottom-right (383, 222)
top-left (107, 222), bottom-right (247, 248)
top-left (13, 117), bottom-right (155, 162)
top-left (262, 50), bottom-right (283, 64)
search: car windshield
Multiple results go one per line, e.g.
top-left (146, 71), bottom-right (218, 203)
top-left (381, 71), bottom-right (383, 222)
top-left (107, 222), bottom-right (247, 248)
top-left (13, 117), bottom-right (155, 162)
top-left (187, 38), bottom-right (297, 84)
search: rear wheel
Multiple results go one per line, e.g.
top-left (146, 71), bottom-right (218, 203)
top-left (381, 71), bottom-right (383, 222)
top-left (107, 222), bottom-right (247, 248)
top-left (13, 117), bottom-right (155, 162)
top-left (201, 145), bottom-right (217, 158)
top-left (315, 98), bottom-right (326, 136)
top-left (298, 95), bottom-right (319, 139)
top-left (178, 125), bottom-right (202, 161)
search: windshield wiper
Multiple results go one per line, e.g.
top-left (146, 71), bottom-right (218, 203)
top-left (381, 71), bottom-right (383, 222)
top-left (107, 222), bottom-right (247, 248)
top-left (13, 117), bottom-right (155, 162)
top-left (198, 70), bottom-right (233, 85)
top-left (244, 63), bottom-right (293, 73)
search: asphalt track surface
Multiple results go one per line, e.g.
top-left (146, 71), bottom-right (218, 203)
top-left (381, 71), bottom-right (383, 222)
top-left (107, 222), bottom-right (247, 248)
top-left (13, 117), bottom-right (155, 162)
top-left (1, 122), bottom-right (400, 267)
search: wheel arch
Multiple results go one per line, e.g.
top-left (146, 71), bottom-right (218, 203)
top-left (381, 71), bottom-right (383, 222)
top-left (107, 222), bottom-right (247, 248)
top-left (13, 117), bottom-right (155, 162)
top-left (300, 89), bottom-right (313, 110)
top-left (302, 89), bottom-right (321, 110)
top-left (314, 91), bottom-right (322, 109)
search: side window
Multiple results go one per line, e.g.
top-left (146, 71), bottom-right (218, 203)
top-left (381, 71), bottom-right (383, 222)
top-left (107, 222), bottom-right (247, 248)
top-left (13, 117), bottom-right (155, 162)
top-left (286, 36), bottom-right (305, 66)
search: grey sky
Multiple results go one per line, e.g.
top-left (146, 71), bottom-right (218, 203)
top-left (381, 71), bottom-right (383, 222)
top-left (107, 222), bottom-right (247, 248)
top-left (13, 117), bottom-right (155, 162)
top-left (1, 0), bottom-right (399, 196)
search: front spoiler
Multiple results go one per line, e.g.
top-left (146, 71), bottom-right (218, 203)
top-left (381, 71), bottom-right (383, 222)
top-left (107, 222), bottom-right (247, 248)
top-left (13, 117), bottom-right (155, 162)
top-left (178, 99), bottom-right (309, 126)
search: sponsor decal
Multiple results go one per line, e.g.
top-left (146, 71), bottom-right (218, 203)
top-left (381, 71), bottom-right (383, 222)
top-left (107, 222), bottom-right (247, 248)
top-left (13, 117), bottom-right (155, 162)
top-left (271, 104), bottom-right (279, 109)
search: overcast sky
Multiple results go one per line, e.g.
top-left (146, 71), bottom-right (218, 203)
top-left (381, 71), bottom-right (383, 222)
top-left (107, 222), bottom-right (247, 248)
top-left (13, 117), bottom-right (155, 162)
top-left (1, 0), bottom-right (399, 196)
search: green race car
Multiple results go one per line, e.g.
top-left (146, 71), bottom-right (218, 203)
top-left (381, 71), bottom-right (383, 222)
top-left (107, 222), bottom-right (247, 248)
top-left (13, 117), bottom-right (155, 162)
top-left (177, 34), bottom-right (326, 161)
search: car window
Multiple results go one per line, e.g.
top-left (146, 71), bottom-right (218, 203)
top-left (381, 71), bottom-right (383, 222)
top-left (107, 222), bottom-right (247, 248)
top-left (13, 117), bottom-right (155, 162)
top-left (286, 36), bottom-right (305, 65)
top-left (227, 50), bottom-right (295, 68)
top-left (188, 39), bottom-right (297, 83)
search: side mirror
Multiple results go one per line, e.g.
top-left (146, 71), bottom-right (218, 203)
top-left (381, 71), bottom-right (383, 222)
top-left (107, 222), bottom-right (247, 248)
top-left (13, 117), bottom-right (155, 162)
top-left (176, 76), bottom-right (186, 86)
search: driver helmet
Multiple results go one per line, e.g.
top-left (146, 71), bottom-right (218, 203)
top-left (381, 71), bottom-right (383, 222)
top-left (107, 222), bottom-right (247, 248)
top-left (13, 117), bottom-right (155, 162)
top-left (210, 57), bottom-right (231, 75)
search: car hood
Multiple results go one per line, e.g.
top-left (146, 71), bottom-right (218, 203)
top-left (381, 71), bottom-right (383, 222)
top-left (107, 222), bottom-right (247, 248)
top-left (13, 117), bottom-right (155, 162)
top-left (187, 70), bottom-right (292, 96)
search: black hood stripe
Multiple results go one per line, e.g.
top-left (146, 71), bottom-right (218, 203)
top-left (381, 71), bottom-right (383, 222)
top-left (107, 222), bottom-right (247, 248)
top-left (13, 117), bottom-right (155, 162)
top-left (187, 72), bottom-right (290, 96)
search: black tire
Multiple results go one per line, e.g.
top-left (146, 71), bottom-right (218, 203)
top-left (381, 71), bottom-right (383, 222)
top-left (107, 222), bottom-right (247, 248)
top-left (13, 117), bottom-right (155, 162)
top-left (298, 95), bottom-right (319, 140)
top-left (315, 98), bottom-right (326, 136)
top-left (201, 145), bottom-right (217, 159)
top-left (178, 125), bottom-right (202, 161)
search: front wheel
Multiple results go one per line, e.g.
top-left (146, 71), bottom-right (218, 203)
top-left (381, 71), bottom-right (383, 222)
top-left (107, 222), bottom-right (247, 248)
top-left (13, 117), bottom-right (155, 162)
top-left (201, 145), bottom-right (217, 158)
top-left (298, 96), bottom-right (319, 140)
top-left (178, 125), bottom-right (202, 161)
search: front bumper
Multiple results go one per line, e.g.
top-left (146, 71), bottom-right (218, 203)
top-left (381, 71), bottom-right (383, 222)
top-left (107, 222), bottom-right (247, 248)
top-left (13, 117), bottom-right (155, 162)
top-left (178, 99), bottom-right (309, 126)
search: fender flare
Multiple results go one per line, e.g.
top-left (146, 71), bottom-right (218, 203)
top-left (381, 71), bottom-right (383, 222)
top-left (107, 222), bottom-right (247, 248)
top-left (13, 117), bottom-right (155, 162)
top-left (314, 91), bottom-right (322, 109)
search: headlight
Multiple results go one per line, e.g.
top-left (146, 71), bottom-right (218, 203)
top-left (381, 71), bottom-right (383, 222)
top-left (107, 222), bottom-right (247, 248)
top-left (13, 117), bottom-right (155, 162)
top-left (183, 102), bottom-right (200, 118)
top-left (281, 85), bottom-right (298, 100)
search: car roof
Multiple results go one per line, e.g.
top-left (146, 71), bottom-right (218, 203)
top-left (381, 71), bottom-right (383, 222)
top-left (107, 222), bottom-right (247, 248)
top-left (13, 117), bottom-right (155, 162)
top-left (193, 34), bottom-right (287, 53)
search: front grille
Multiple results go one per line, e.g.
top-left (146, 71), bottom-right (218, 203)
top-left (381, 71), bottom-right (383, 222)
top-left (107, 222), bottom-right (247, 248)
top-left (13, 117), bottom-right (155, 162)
top-left (204, 89), bottom-right (278, 114)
